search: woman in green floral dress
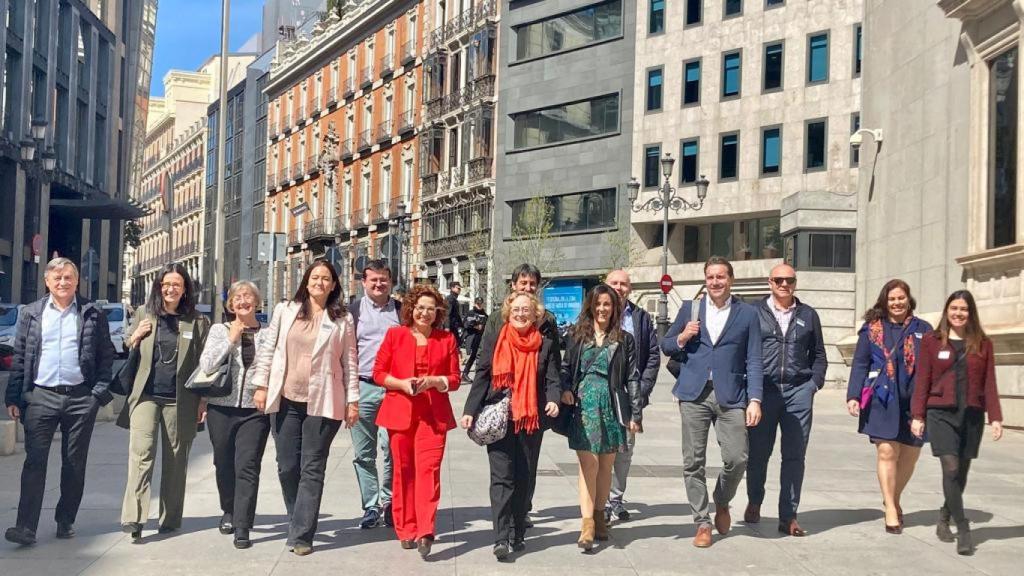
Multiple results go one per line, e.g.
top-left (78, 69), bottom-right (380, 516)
top-left (561, 284), bottom-right (643, 551)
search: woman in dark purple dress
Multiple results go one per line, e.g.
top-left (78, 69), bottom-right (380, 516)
top-left (846, 279), bottom-right (931, 535)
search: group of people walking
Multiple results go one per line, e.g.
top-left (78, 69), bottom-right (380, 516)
top-left (2, 255), bottom-right (1005, 559)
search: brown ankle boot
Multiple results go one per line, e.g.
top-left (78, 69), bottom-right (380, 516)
top-left (594, 513), bottom-right (609, 541)
top-left (578, 518), bottom-right (595, 551)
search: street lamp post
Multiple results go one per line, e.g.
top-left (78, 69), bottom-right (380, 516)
top-left (627, 153), bottom-right (710, 337)
top-left (19, 119), bottom-right (55, 298)
top-left (388, 202), bottom-right (411, 293)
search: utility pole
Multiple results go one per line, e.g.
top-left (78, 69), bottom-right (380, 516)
top-left (213, 0), bottom-right (230, 322)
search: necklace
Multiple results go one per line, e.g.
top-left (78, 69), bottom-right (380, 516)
top-left (155, 323), bottom-right (179, 365)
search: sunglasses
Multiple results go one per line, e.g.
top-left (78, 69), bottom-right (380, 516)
top-left (770, 277), bottom-right (796, 286)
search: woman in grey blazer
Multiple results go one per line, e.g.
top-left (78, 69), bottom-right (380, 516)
top-left (119, 263), bottom-right (209, 542)
top-left (199, 280), bottom-right (272, 549)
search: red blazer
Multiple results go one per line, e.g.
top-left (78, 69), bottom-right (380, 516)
top-left (373, 326), bottom-right (462, 431)
top-left (911, 332), bottom-right (1002, 422)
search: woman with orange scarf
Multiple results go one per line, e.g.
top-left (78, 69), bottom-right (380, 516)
top-left (461, 291), bottom-right (561, 560)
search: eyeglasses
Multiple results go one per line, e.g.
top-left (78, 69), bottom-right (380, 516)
top-left (161, 282), bottom-right (185, 291)
top-left (510, 307), bottom-right (534, 315)
top-left (414, 306), bottom-right (437, 314)
top-left (770, 277), bottom-right (796, 286)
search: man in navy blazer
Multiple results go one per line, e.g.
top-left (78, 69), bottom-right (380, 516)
top-left (661, 256), bottom-right (763, 548)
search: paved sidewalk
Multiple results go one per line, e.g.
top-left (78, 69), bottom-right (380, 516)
top-left (1, 375), bottom-right (1022, 575)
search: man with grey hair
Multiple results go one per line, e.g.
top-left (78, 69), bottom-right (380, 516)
top-left (4, 257), bottom-right (115, 546)
top-left (604, 269), bottom-right (659, 523)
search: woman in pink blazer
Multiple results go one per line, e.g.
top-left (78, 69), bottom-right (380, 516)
top-left (250, 259), bottom-right (359, 556)
top-left (373, 284), bottom-right (461, 559)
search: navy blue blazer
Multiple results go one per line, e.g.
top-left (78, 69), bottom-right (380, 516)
top-left (661, 296), bottom-right (764, 408)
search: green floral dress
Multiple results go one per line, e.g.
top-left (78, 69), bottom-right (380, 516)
top-left (568, 343), bottom-right (627, 454)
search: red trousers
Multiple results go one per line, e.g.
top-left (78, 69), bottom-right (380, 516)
top-left (388, 412), bottom-right (447, 541)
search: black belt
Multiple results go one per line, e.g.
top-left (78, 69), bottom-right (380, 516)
top-left (359, 376), bottom-right (375, 384)
top-left (39, 384), bottom-right (90, 396)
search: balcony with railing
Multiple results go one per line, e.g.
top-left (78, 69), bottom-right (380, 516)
top-left (288, 228), bottom-right (302, 246)
top-left (439, 166), bottom-right (464, 191)
top-left (425, 75), bottom-right (496, 121)
top-left (311, 99), bottom-right (321, 116)
top-left (171, 198), bottom-right (202, 219)
top-left (376, 120), bottom-right (393, 143)
top-left (327, 87), bottom-right (338, 105)
top-left (370, 202), bottom-right (390, 224)
top-left (401, 40), bottom-right (416, 65)
top-left (360, 65), bottom-right (374, 88)
top-left (292, 162), bottom-right (303, 180)
top-left (269, 123), bottom-right (280, 139)
top-left (340, 138), bottom-right (353, 160)
top-left (428, 0), bottom-right (498, 51)
top-left (397, 108), bottom-right (416, 134)
top-left (343, 77), bottom-right (355, 98)
top-left (380, 54), bottom-right (394, 77)
top-left (467, 156), bottom-right (493, 184)
top-left (298, 104), bottom-right (306, 122)
top-left (171, 241), bottom-right (200, 261)
top-left (283, 113), bottom-right (292, 129)
top-left (358, 129), bottom-right (373, 151)
top-left (306, 154), bottom-right (318, 175)
top-left (351, 208), bottom-right (367, 227)
top-left (278, 166), bottom-right (291, 187)
top-left (422, 173), bottom-right (438, 198)
top-left (302, 217), bottom-right (343, 243)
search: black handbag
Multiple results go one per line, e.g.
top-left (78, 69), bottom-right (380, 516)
top-left (110, 346), bottom-right (140, 396)
top-left (183, 359), bottom-right (233, 397)
top-left (550, 345), bottom-right (605, 437)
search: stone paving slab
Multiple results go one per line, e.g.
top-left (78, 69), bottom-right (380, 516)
top-left (1, 373), bottom-right (1022, 575)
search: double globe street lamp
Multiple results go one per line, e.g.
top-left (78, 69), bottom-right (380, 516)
top-left (388, 201), bottom-right (412, 293)
top-left (627, 152), bottom-right (710, 337)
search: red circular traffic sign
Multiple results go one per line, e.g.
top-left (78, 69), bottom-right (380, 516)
top-left (660, 274), bottom-right (673, 294)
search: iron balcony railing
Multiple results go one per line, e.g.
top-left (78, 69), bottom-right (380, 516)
top-left (428, 0), bottom-right (498, 51)
top-left (340, 138), bottom-right (353, 160)
top-left (421, 174), bottom-right (438, 197)
top-left (370, 202), bottom-right (390, 224)
top-left (358, 129), bottom-right (373, 151)
top-left (343, 77), bottom-right (355, 98)
top-left (380, 54), bottom-right (394, 77)
top-left (360, 65), bottom-right (374, 88)
top-left (401, 40), bottom-right (416, 64)
top-left (425, 75), bottom-right (496, 121)
top-left (376, 120), bottom-right (393, 143)
top-left (303, 217), bottom-right (343, 242)
top-left (397, 109), bottom-right (416, 133)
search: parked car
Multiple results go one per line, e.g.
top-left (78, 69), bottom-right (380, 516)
top-left (0, 303), bottom-right (24, 370)
top-left (97, 301), bottom-right (131, 357)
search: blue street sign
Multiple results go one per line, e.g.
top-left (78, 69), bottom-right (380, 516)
top-left (543, 280), bottom-right (585, 330)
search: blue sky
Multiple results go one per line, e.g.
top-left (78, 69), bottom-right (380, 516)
top-left (151, 0), bottom-right (264, 96)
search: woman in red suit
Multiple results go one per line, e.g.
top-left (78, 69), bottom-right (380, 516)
top-left (373, 284), bottom-right (461, 559)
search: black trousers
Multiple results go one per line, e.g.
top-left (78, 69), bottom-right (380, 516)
top-left (273, 397), bottom-right (342, 546)
top-left (206, 405), bottom-right (271, 529)
top-left (487, 426), bottom-right (544, 543)
top-left (17, 386), bottom-right (99, 533)
top-left (463, 332), bottom-right (482, 376)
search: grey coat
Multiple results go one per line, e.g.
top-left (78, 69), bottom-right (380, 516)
top-left (198, 323), bottom-right (272, 409)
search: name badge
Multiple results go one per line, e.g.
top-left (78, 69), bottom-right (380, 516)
top-left (938, 350), bottom-right (951, 360)
top-left (320, 323), bottom-right (333, 331)
top-left (914, 332), bottom-right (923, 339)
top-left (182, 331), bottom-right (193, 340)
top-left (795, 318), bottom-right (806, 327)
top-left (868, 370), bottom-right (880, 379)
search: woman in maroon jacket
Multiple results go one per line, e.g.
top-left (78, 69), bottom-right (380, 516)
top-left (910, 290), bottom-right (1003, 556)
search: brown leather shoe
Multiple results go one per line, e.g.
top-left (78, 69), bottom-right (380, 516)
top-left (778, 519), bottom-right (807, 537)
top-left (714, 505), bottom-right (731, 535)
top-left (693, 524), bottom-right (713, 548)
top-left (744, 503), bottom-right (761, 524)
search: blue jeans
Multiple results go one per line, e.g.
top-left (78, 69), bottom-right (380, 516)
top-left (746, 383), bottom-right (815, 522)
top-left (350, 380), bottom-right (392, 511)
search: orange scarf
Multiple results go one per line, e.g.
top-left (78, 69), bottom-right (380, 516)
top-left (491, 323), bottom-right (542, 433)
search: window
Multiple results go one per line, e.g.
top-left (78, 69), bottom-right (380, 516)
top-left (722, 51), bottom-right (741, 98)
top-left (649, 0), bottom-right (665, 34)
top-left (509, 189), bottom-right (617, 235)
top-left (850, 112), bottom-right (861, 167)
top-left (685, 0), bottom-right (702, 25)
top-left (644, 145), bottom-right (661, 187)
top-left (789, 231), bottom-right (854, 271)
top-left (680, 138), bottom-right (699, 184)
top-left (682, 216), bottom-right (782, 263)
top-left (514, 0), bottom-right (623, 61)
top-left (805, 119), bottom-right (827, 171)
top-left (763, 42), bottom-right (784, 92)
top-left (646, 67), bottom-right (663, 111)
top-left (512, 93), bottom-right (619, 149)
top-left (683, 59), bottom-right (701, 105)
top-left (854, 23), bottom-right (863, 77)
top-left (761, 126), bottom-right (781, 175)
top-left (766, 0), bottom-right (785, 7)
top-left (724, 0), bottom-right (742, 17)
top-left (807, 32), bottom-right (829, 84)
top-left (719, 132), bottom-right (739, 180)
top-left (990, 47), bottom-right (1018, 248)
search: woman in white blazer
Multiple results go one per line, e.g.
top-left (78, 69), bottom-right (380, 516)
top-left (250, 258), bottom-right (359, 556)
